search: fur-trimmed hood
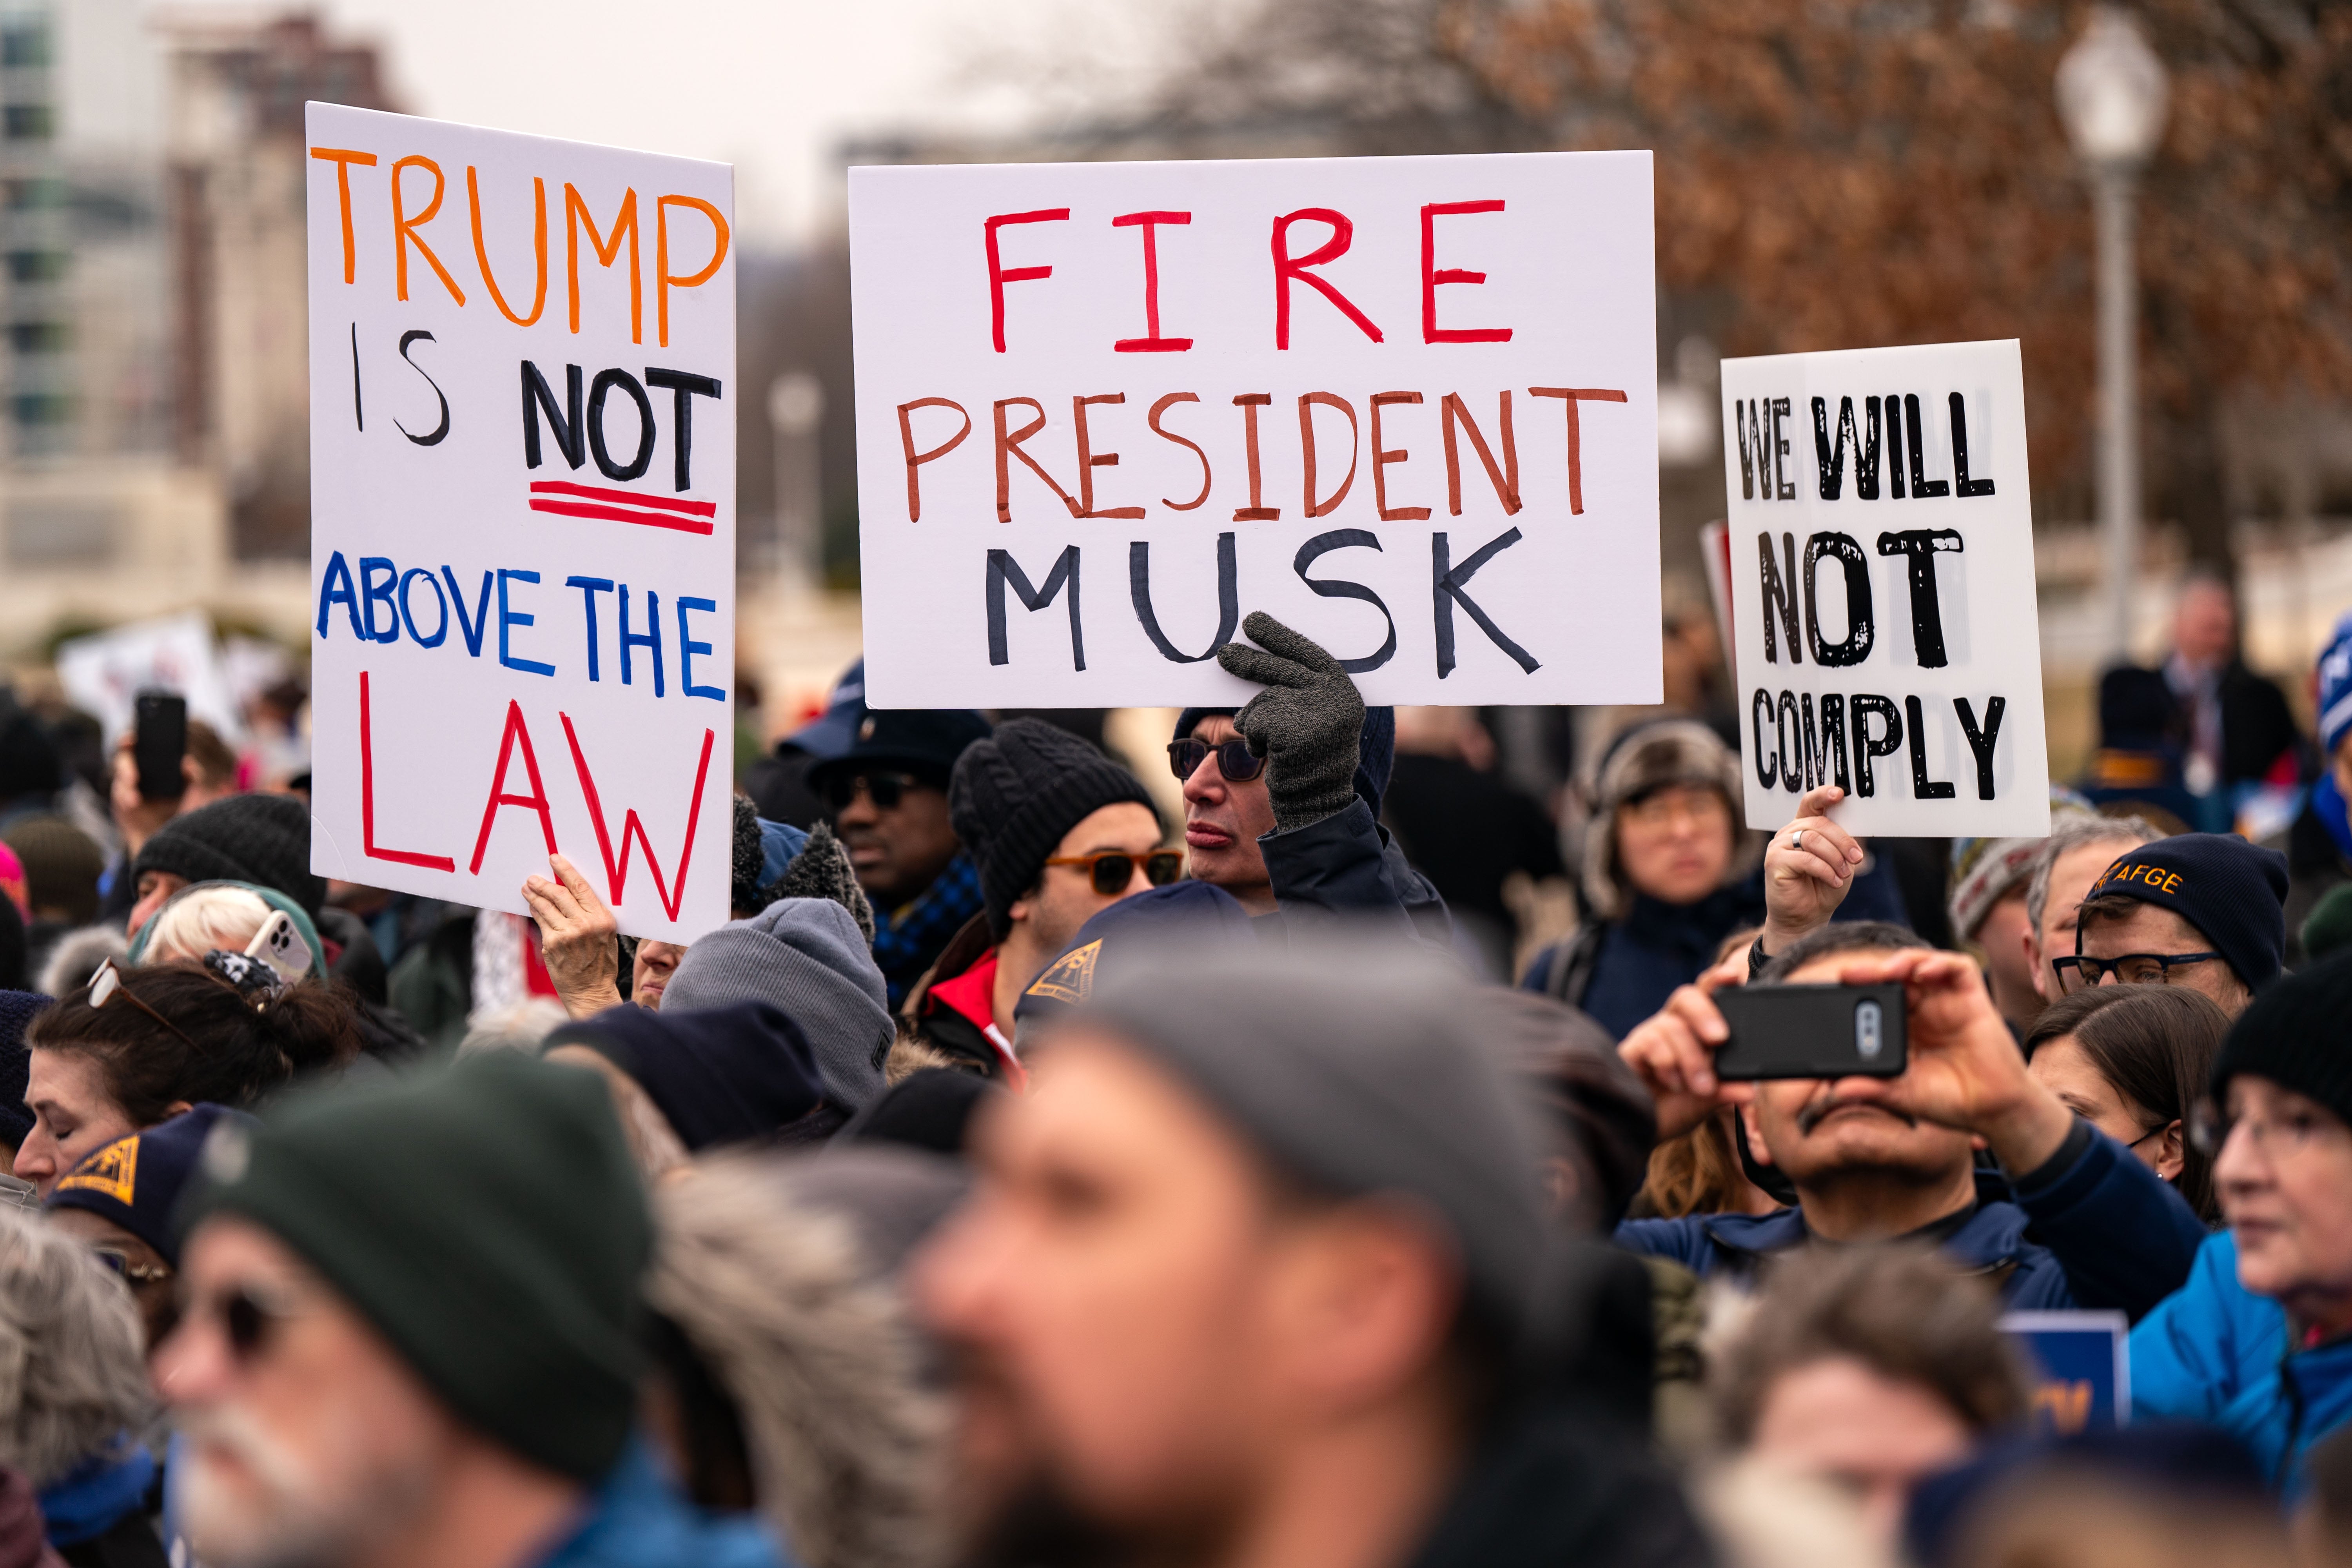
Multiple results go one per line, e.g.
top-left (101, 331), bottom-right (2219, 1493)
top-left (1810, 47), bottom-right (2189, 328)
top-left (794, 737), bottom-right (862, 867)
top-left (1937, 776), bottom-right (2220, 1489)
top-left (1581, 720), bottom-right (1763, 922)
top-left (650, 1152), bottom-right (956, 1568)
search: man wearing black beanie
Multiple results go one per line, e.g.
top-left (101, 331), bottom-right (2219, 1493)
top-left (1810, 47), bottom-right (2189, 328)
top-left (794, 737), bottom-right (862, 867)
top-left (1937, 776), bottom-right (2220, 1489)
top-left (904, 719), bottom-right (1165, 1078)
top-left (156, 1052), bottom-right (783, 1568)
top-left (2067, 833), bottom-right (2290, 1018)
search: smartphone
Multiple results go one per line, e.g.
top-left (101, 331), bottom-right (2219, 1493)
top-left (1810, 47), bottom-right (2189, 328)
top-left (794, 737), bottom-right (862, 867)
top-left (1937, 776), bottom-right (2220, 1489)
top-left (132, 691), bottom-right (188, 802)
top-left (243, 908), bottom-right (313, 984)
top-left (1712, 983), bottom-right (1908, 1080)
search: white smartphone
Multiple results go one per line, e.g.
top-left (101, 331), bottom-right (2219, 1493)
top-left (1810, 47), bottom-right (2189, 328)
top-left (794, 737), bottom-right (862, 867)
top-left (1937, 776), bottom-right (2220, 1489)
top-left (244, 909), bottom-right (314, 984)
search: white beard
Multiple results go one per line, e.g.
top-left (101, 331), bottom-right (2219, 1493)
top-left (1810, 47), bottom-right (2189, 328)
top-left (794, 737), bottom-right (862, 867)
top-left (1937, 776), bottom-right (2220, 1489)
top-left (177, 1402), bottom-right (433, 1568)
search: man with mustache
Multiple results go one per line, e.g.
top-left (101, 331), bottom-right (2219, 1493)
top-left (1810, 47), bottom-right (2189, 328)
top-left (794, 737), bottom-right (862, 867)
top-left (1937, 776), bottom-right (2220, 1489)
top-left (1616, 922), bottom-right (2208, 1316)
top-left (153, 1052), bottom-right (784, 1568)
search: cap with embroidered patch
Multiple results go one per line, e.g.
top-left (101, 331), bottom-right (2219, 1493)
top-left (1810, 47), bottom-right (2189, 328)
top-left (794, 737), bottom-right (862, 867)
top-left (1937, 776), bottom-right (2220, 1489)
top-left (1012, 881), bottom-right (1255, 1044)
top-left (45, 1103), bottom-right (252, 1268)
top-left (2080, 833), bottom-right (2289, 993)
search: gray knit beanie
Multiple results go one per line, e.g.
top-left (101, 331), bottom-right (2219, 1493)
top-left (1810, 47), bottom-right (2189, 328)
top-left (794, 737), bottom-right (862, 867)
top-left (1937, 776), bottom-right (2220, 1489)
top-left (949, 719), bottom-right (1157, 939)
top-left (660, 899), bottom-right (893, 1111)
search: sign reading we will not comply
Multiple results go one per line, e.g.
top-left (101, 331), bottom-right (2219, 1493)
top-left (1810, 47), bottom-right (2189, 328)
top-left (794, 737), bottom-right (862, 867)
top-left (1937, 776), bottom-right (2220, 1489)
top-left (306, 103), bottom-right (737, 942)
top-left (1722, 339), bottom-right (2051, 838)
top-left (850, 151), bottom-right (1663, 709)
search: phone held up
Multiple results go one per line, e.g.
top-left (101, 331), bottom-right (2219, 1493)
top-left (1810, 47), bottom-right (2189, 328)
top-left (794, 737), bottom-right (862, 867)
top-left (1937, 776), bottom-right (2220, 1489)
top-left (132, 690), bottom-right (188, 803)
top-left (1712, 983), bottom-right (1909, 1081)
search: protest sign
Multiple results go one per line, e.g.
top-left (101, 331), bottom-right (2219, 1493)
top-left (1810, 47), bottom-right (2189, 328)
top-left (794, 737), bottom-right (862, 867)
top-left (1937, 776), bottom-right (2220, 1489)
top-left (2002, 1310), bottom-right (2131, 1433)
top-left (849, 152), bottom-right (1661, 708)
top-left (305, 103), bottom-right (736, 942)
top-left (54, 610), bottom-right (243, 748)
top-left (1720, 340), bottom-right (2050, 837)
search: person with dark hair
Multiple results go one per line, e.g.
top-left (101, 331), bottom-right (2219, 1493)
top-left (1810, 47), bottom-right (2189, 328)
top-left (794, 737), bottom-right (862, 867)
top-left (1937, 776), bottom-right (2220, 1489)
top-left (2063, 833), bottom-right (2289, 1018)
top-left (917, 941), bottom-right (1708, 1568)
top-left (1614, 923), bottom-right (2208, 1313)
top-left (1, 816), bottom-right (103, 982)
top-left (1171, 613), bottom-right (1448, 936)
top-left (44, 1103), bottom-right (252, 1347)
top-left (1713, 1247), bottom-right (2029, 1545)
top-left (12, 960), bottom-right (358, 1195)
top-left (2024, 986), bottom-right (2229, 1222)
top-left (1477, 986), bottom-right (1657, 1234)
top-left (901, 720), bottom-right (1165, 1078)
top-left (806, 710), bottom-right (993, 1005)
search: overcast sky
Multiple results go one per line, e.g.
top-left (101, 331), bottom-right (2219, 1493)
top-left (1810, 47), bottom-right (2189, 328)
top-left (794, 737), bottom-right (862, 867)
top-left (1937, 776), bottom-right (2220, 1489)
top-left (159, 0), bottom-right (1182, 248)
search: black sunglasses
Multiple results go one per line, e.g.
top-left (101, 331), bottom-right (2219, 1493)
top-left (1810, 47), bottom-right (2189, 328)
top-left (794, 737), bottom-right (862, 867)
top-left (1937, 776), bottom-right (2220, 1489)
top-left (1167, 737), bottom-right (1265, 784)
top-left (823, 769), bottom-right (922, 811)
top-left (186, 1278), bottom-right (310, 1364)
top-left (1044, 849), bottom-right (1185, 895)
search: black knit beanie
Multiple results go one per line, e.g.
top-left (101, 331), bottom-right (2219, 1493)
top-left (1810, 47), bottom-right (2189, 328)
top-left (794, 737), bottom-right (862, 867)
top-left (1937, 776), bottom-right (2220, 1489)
top-left (133, 793), bottom-right (325, 918)
top-left (948, 719), bottom-right (1157, 938)
top-left (2210, 950), bottom-right (2352, 1129)
top-left (180, 1051), bottom-right (650, 1483)
top-left (2080, 833), bottom-right (2289, 993)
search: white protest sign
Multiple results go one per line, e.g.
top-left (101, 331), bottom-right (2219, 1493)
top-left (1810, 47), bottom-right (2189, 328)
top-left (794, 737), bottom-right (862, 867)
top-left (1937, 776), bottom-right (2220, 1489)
top-left (1720, 340), bottom-right (2049, 837)
top-left (54, 610), bottom-right (243, 748)
top-left (305, 103), bottom-right (736, 941)
top-left (849, 152), bottom-right (1661, 708)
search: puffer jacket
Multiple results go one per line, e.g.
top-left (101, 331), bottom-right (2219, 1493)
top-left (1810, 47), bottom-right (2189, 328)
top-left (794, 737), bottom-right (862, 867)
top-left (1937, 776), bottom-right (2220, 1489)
top-left (2132, 1230), bottom-right (2352, 1498)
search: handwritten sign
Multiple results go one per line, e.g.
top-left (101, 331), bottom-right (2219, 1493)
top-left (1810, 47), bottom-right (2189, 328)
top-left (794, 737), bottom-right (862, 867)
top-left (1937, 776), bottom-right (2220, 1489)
top-left (1720, 340), bottom-right (2049, 837)
top-left (305, 103), bottom-right (735, 942)
top-left (2002, 1310), bottom-right (2130, 1433)
top-left (849, 152), bottom-right (1662, 708)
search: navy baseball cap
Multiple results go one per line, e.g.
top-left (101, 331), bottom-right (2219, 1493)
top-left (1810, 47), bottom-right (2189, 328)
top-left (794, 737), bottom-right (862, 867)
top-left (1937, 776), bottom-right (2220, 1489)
top-left (785, 658), bottom-right (868, 761)
top-left (2081, 833), bottom-right (2290, 992)
top-left (47, 1103), bottom-right (256, 1267)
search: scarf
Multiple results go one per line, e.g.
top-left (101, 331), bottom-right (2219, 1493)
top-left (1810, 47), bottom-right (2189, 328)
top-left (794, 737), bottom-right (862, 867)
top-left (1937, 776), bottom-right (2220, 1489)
top-left (870, 854), bottom-right (984, 1007)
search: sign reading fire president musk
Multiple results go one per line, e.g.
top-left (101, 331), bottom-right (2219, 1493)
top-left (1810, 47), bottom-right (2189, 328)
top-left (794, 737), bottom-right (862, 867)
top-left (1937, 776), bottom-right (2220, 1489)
top-left (1720, 340), bottom-right (2050, 837)
top-left (849, 151), bottom-right (1662, 709)
top-left (305, 103), bottom-right (737, 942)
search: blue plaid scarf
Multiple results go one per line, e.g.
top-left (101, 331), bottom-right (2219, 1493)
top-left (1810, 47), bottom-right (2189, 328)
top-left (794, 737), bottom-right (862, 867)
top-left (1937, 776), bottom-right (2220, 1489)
top-left (871, 853), bottom-right (984, 1007)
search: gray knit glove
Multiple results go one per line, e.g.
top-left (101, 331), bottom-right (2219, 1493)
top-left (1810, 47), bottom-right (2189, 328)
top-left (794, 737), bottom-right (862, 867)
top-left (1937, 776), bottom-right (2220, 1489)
top-left (1216, 611), bottom-right (1365, 833)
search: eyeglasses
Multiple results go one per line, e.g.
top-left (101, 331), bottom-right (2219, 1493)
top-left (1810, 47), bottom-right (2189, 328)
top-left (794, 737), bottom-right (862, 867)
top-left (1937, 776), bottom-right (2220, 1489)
top-left (2189, 1097), bottom-right (2345, 1159)
top-left (91, 1247), bottom-right (172, 1286)
top-left (824, 770), bottom-right (921, 811)
top-left (1167, 737), bottom-right (1265, 784)
top-left (2050, 951), bottom-right (2221, 994)
top-left (1042, 849), bottom-right (1185, 896)
top-left (87, 960), bottom-right (207, 1054)
top-left (183, 1277), bottom-right (312, 1365)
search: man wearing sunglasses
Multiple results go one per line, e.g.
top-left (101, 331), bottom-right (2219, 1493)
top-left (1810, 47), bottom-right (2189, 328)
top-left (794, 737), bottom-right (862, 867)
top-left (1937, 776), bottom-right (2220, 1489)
top-left (2062, 833), bottom-right (2290, 1020)
top-left (1173, 612), bottom-right (1445, 934)
top-left (905, 720), bottom-right (1166, 1077)
top-left (805, 708), bottom-right (993, 1005)
top-left (156, 1051), bottom-right (783, 1568)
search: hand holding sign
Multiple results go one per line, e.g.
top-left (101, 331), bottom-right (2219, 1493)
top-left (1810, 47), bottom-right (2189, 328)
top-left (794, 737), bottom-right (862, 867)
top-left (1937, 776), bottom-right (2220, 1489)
top-left (1760, 784), bottom-right (1868, 954)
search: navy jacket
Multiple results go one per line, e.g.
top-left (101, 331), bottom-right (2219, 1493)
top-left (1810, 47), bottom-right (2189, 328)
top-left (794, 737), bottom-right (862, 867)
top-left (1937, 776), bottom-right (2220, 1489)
top-left (1260, 798), bottom-right (1451, 944)
top-left (1616, 1122), bottom-right (2208, 1321)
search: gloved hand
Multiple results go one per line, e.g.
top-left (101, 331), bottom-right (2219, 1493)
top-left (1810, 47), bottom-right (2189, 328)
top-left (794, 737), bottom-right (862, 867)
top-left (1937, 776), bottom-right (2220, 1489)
top-left (1216, 611), bottom-right (1365, 833)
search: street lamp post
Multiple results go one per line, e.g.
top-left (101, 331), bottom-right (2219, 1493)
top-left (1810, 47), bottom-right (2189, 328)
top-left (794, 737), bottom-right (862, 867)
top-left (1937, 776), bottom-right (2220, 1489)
top-left (2057, 7), bottom-right (2169, 666)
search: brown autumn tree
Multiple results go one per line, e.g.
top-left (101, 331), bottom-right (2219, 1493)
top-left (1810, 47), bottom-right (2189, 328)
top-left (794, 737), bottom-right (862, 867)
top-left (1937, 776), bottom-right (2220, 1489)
top-left (1119, 0), bottom-right (2352, 567)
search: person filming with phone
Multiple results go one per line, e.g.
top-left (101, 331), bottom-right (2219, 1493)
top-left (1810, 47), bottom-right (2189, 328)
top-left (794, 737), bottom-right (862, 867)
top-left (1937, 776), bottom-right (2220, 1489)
top-left (1614, 919), bottom-right (2209, 1317)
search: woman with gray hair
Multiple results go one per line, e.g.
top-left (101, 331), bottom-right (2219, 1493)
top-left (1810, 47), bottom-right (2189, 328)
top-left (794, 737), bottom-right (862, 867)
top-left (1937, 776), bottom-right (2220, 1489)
top-left (0, 1205), bottom-right (159, 1564)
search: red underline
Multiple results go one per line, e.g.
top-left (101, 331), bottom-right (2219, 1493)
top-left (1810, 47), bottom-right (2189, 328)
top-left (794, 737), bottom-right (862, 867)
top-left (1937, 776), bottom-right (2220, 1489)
top-left (527, 497), bottom-right (715, 535)
top-left (528, 479), bottom-right (717, 519)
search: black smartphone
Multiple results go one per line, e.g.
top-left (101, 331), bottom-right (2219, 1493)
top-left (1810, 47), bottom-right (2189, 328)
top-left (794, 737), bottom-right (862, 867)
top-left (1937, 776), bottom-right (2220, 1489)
top-left (132, 690), bottom-right (188, 802)
top-left (1712, 983), bottom-right (1908, 1080)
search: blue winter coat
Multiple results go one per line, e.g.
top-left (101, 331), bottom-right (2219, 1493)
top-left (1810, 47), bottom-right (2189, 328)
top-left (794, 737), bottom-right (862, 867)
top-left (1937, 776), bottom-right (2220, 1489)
top-left (1260, 798), bottom-right (1452, 944)
top-left (535, 1442), bottom-right (788, 1568)
top-left (2131, 1231), bottom-right (2352, 1498)
top-left (1616, 1122), bottom-right (2208, 1321)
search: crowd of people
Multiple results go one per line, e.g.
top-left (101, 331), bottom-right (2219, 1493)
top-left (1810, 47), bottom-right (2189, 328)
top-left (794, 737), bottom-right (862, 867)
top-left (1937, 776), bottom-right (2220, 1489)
top-left (0, 575), bottom-right (2341, 1568)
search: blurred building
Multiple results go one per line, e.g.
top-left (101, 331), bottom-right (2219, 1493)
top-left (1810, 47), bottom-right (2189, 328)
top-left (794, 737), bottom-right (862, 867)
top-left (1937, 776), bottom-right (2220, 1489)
top-left (0, 5), bottom-right (390, 652)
